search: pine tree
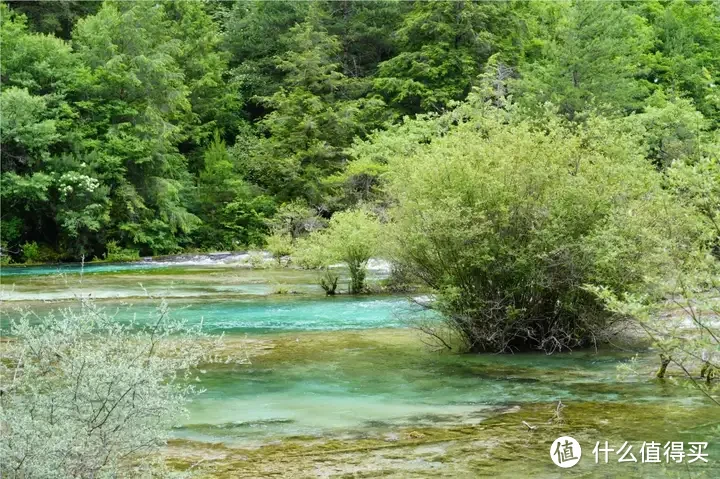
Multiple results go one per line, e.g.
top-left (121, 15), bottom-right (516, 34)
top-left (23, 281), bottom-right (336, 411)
top-left (515, 0), bottom-right (652, 120)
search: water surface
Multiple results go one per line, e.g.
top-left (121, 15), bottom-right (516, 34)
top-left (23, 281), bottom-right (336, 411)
top-left (4, 264), bottom-right (719, 477)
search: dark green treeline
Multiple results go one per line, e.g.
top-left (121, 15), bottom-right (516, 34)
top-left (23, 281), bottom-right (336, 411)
top-left (1, 0), bottom-right (718, 260)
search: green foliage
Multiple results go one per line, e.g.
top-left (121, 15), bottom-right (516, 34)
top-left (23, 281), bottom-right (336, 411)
top-left (2, 0), bottom-right (719, 264)
top-left (21, 241), bottom-right (40, 263)
top-left (0, 87), bottom-right (59, 156)
top-left (0, 297), bottom-right (223, 477)
top-left (322, 0), bottom-right (405, 78)
top-left (246, 250), bottom-right (268, 269)
top-left (295, 208), bottom-right (382, 293)
top-left (243, 8), bottom-right (385, 202)
top-left (100, 240), bottom-right (141, 263)
top-left (0, 241), bottom-right (11, 265)
top-left (72, 2), bottom-right (201, 254)
top-left (0, 5), bottom-right (79, 97)
top-left (373, 0), bottom-right (506, 116)
top-left (21, 241), bottom-right (59, 264)
top-left (387, 104), bottom-right (706, 352)
top-left (220, 193), bottom-right (276, 248)
top-left (635, 0), bottom-right (720, 126)
top-left (626, 91), bottom-right (709, 167)
top-left (515, 0), bottom-right (652, 120)
top-left (8, 0), bottom-right (100, 39)
top-left (266, 201), bottom-right (325, 240)
top-left (223, 0), bottom-right (308, 106)
top-left (337, 109), bottom-right (461, 207)
top-left (265, 232), bottom-right (294, 265)
top-left (593, 261), bottom-right (720, 386)
top-left (319, 268), bottom-right (339, 295)
top-left (667, 156), bottom-right (720, 254)
top-left (191, 132), bottom-right (274, 250)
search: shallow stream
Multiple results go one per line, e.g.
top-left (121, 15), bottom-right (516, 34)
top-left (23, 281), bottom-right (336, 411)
top-left (2, 261), bottom-right (718, 477)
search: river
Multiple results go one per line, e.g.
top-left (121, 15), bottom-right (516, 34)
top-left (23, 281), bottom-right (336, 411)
top-left (1, 260), bottom-right (718, 477)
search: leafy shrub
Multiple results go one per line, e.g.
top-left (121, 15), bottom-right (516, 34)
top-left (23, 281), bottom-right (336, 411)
top-left (667, 156), bottom-right (720, 256)
top-left (265, 232), bottom-right (294, 265)
top-left (387, 107), bottom-right (706, 353)
top-left (294, 208), bottom-right (382, 294)
top-left (21, 241), bottom-right (40, 263)
top-left (319, 268), bottom-right (339, 295)
top-left (0, 242), bottom-right (12, 265)
top-left (21, 241), bottom-right (60, 264)
top-left (272, 285), bottom-right (290, 295)
top-left (247, 250), bottom-right (268, 269)
top-left (0, 297), bottom-right (223, 477)
top-left (593, 262), bottom-right (720, 382)
top-left (382, 264), bottom-right (415, 293)
top-left (102, 240), bottom-right (141, 262)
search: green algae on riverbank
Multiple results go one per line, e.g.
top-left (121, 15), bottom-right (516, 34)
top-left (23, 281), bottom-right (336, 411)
top-left (168, 327), bottom-right (719, 478)
top-left (0, 263), bottom-right (403, 302)
top-left (0, 266), bottom-right (331, 301)
top-left (166, 400), bottom-right (720, 478)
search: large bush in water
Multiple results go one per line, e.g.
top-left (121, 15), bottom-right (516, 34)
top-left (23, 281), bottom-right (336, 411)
top-left (387, 108), bottom-right (705, 353)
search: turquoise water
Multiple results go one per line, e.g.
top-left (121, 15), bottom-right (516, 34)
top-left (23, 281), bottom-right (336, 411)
top-left (2, 296), bottom-right (430, 333)
top-left (0, 261), bottom-right (168, 276)
top-left (179, 344), bottom-right (698, 445)
top-left (157, 296), bottom-right (429, 332)
top-left (5, 265), bottom-right (720, 477)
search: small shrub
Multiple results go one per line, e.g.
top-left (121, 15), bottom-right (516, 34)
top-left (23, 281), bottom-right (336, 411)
top-left (22, 241), bottom-right (40, 263)
top-left (319, 268), bottom-right (339, 295)
top-left (103, 240), bottom-right (141, 262)
top-left (247, 250), bottom-right (268, 269)
top-left (0, 297), bottom-right (224, 477)
top-left (0, 243), bottom-right (12, 265)
top-left (294, 208), bottom-right (382, 294)
top-left (266, 232), bottom-right (294, 265)
top-left (383, 264), bottom-right (414, 293)
top-left (21, 241), bottom-right (60, 264)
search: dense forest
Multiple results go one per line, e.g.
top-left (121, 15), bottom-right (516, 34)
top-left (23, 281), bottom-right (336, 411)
top-left (1, 0), bottom-right (719, 262)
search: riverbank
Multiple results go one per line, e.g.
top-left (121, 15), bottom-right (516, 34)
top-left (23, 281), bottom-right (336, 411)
top-left (0, 252), bottom-right (393, 275)
top-left (164, 328), bottom-right (719, 478)
top-left (166, 400), bottom-right (720, 478)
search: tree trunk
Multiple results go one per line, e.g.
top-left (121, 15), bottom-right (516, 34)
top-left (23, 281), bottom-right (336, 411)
top-left (348, 261), bottom-right (366, 294)
top-left (656, 354), bottom-right (671, 379)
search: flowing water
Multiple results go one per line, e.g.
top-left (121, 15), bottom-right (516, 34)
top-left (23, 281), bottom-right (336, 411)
top-left (2, 262), bottom-right (719, 477)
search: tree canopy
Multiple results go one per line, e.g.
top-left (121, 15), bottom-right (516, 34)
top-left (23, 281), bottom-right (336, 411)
top-left (1, 0), bottom-right (719, 262)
